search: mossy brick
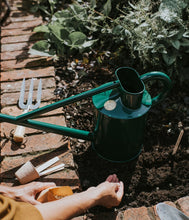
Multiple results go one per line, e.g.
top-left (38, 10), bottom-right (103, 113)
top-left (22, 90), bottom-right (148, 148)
top-left (1, 88), bottom-right (56, 106)
top-left (1, 151), bottom-right (80, 187)
top-left (0, 67), bottom-right (54, 81)
top-left (1, 148), bottom-right (70, 177)
top-left (1, 102), bottom-right (64, 117)
top-left (9, 14), bottom-right (40, 22)
top-left (1, 50), bottom-right (39, 61)
top-left (1, 58), bottom-right (53, 71)
top-left (124, 207), bottom-right (152, 220)
top-left (176, 196), bottom-right (189, 216)
top-left (1, 113), bottom-right (66, 137)
top-left (1, 131), bottom-right (68, 156)
top-left (1, 105), bottom-right (66, 137)
top-left (1, 28), bottom-right (35, 37)
top-left (1, 20), bottom-right (42, 30)
top-left (1, 33), bottom-right (44, 44)
top-left (1, 77), bottom-right (55, 93)
top-left (2, 42), bottom-right (32, 52)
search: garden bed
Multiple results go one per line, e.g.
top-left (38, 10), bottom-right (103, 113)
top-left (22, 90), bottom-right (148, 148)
top-left (54, 60), bottom-right (189, 211)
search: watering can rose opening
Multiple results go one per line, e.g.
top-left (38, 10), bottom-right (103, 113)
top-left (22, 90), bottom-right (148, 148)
top-left (0, 67), bottom-right (172, 162)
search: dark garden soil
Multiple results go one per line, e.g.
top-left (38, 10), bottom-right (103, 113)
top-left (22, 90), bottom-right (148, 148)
top-left (54, 58), bottom-right (189, 213)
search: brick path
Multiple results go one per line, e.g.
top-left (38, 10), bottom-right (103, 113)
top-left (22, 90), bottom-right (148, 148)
top-left (0, 1), bottom-right (188, 219)
top-left (0, 0), bottom-right (80, 190)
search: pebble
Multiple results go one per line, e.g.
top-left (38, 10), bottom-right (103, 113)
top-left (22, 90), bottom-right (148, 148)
top-left (78, 139), bottom-right (85, 143)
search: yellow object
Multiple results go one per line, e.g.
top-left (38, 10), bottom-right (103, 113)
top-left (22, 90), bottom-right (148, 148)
top-left (37, 186), bottom-right (73, 203)
top-left (0, 195), bottom-right (43, 220)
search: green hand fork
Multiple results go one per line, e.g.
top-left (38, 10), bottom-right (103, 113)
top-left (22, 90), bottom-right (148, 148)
top-left (13, 78), bottom-right (42, 142)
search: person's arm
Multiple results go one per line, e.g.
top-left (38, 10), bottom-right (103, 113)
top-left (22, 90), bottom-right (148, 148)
top-left (36, 175), bottom-right (124, 220)
top-left (0, 182), bottom-right (56, 205)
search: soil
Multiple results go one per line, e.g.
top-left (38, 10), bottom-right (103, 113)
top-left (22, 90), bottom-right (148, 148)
top-left (54, 58), bottom-right (189, 213)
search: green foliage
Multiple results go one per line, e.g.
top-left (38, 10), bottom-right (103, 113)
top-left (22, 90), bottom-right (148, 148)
top-left (30, 3), bottom-right (99, 57)
top-left (31, 0), bottom-right (59, 16)
top-left (111, 0), bottom-right (189, 81)
top-left (30, 0), bottom-right (189, 82)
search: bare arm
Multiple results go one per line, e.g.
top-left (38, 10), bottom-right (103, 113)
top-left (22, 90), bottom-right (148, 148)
top-left (36, 174), bottom-right (124, 220)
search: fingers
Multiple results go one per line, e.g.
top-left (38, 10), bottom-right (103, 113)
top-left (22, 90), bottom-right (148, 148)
top-left (116, 181), bottom-right (124, 201)
top-left (27, 197), bottom-right (41, 205)
top-left (33, 182), bottom-right (56, 194)
top-left (106, 174), bottom-right (119, 183)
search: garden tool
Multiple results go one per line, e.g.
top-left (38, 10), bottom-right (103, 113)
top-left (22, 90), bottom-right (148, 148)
top-left (156, 203), bottom-right (189, 220)
top-left (15, 156), bottom-right (65, 184)
top-left (13, 78), bottom-right (42, 142)
top-left (0, 67), bottom-right (172, 162)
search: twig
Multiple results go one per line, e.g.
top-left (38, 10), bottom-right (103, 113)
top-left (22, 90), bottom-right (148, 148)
top-left (172, 129), bottom-right (184, 155)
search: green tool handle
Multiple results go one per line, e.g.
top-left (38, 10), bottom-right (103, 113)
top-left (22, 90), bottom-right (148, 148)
top-left (16, 80), bottom-right (120, 121)
top-left (140, 71), bottom-right (172, 105)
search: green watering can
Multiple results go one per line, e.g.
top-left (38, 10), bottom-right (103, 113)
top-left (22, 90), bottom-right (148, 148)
top-left (0, 67), bottom-right (171, 162)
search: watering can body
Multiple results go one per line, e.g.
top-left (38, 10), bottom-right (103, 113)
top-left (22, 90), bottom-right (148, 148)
top-left (91, 67), bottom-right (171, 162)
top-left (0, 67), bottom-right (171, 162)
top-left (92, 95), bottom-right (150, 162)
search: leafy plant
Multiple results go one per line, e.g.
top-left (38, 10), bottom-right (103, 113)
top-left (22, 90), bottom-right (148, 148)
top-left (30, 0), bottom-right (189, 82)
top-left (30, 3), bottom-right (99, 57)
top-left (111, 0), bottom-right (189, 81)
top-left (31, 0), bottom-right (59, 17)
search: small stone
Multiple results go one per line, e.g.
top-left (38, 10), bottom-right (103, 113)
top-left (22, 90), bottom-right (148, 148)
top-left (66, 115), bottom-right (71, 119)
top-left (78, 139), bottom-right (85, 143)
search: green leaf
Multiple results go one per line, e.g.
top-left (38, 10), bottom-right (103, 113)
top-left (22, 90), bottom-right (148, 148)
top-left (48, 0), bottom-right (57, 13)
top-left (69, 4), bottom-right (86, 16)
top-left (81, 39), bottom-right (97, 48)
top-left (180, 38), bottom-right (189, 47)
top-left (29, 40), bottom-right (55, 57)
top-left (112, 25), bottom-right (123, 35)
top-left (48, 23), bottom-right (69, 41)
top-left (68, 32), bottom-right (86, 47)
top-left (158, 0), bottom-right (187, 23)
top-left (162, 53), bottom-right (176, 66)
top-left (34, 25), bottom-right (49, 33)
top-left (103, 0), bottom-right (111, 16)
top-left (90, 0), bottom-right (96, 8)
top-left (53, 10), bottom-right (72, 20)
top-left (171, 40), bottom-right (180, 50)
top-left (30, 5), bottom-right (39, 13)
top-left (38, 5), bottom-right (51, 16)
top-left (183, 31), bottom-right (189, 38)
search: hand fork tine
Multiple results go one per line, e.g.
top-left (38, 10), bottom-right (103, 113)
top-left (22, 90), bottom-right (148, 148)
top-left (14, 78), bottom-right (42, 142)
top-left (27, 77), bottom-right (34, 108)
top-left (19, 78), bottom-right (27, 109)
top-left (30, 78), bottom-right (42, 110)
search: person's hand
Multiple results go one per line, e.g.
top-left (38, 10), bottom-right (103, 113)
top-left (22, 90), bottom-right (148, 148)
top-left (95, 174), bottom-right (124, 208)
top-left (3, 182), bottom-right (56, 205)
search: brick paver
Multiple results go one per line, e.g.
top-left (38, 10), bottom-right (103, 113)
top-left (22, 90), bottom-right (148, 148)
top-left (176, 196), bottom-right (189, 216)
top-left (1, 67), bottom-right (55, 81)
top-left (1, 0), bottom-right (188, 219)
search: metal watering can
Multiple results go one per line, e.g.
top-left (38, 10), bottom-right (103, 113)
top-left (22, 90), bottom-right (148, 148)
top-left (0, 67), bottom-right (171, 162)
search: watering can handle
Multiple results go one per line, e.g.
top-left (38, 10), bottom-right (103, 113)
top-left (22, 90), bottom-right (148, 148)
top-left (140, 71), bottom-right (172, 105)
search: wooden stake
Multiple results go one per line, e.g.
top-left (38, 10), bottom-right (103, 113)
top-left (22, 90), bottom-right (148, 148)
top-left (172, 129), bottom-right (184, 155)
